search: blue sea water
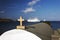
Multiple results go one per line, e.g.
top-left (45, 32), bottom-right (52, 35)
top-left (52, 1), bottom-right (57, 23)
top-left (50, 21), bottom-right (60, 30)
top-left (0, 21), bottom-right (60, 35)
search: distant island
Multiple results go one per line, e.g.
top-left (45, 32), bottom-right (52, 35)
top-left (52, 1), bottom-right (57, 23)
top-left (0, 18), bottom-right (14, 22)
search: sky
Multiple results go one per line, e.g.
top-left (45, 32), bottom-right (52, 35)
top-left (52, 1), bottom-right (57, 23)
top-left (0, 0), bottom-right (60, 21)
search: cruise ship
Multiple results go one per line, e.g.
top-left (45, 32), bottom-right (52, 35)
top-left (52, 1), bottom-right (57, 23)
top-left (27, 17), bottom-right (40, 22)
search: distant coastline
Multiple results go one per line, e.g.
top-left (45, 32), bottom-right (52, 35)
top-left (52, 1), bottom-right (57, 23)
top-left (0, 18), bottom-right (14, 22)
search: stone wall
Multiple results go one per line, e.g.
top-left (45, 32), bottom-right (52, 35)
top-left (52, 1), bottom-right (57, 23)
top-left (26, 23), bottom-right (53, 40)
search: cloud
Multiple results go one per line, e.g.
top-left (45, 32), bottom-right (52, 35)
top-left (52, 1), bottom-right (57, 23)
top-left (28, 0), bottom-right (40, 6)
top-left (22, 0), bottom-right (40, 13)
top-left (22, 7), bottom-right (35, 13)
top-left (0, 11), bottom-right (5, 13)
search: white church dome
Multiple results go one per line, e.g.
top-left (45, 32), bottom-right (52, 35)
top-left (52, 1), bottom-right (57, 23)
top-left (0, 29), bottom-right (42, 40)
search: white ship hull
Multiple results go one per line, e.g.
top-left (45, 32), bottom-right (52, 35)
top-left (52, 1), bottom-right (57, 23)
top-left (27, 18), bottom-right (40, 22)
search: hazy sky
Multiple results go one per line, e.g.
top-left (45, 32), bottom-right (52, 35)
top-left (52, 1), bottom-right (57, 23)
top-left (0, 0), bottom-right (60, 21)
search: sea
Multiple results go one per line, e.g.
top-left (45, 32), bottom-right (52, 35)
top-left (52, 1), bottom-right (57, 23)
top-left (0, 21), bottom-right (60, 35)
